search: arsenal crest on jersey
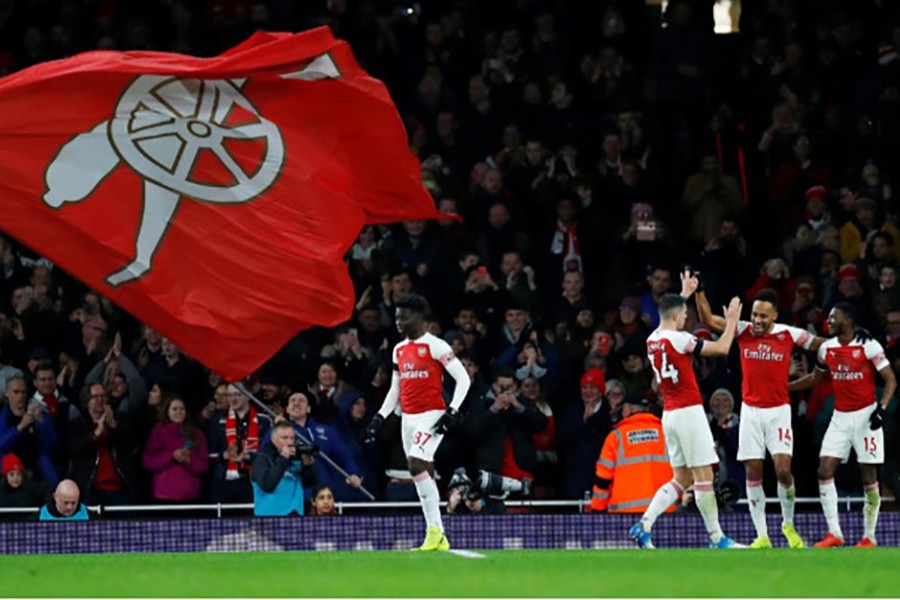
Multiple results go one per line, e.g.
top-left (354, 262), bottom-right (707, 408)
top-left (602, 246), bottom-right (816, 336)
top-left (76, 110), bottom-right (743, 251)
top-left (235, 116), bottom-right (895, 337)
top-left (418, 347), bottom-right (428, 357)
top-left (852, 350), bottom-right (862, 358)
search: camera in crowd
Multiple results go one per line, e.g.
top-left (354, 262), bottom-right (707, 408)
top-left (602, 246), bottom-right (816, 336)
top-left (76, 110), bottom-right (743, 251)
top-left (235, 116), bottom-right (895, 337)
top-left (294, 437), bottom-right (319, 457)
top-left (447, 467), bottom-right (532, 501)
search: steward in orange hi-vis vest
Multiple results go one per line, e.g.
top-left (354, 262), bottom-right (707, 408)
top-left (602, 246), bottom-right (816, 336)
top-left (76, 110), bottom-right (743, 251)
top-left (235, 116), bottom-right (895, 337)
top-left (591, 395), bottom-right (674, 513)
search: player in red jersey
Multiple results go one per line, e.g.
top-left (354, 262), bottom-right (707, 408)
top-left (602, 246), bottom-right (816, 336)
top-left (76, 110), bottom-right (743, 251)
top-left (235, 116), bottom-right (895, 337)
top-left (695, 281), bottom-right (823, 549)
top-left (788, 303), bottom-right (896, 548)
top-left (630, 286), bottom-right (745, 549)
top-left (365, 294), bottom-right (471, 551)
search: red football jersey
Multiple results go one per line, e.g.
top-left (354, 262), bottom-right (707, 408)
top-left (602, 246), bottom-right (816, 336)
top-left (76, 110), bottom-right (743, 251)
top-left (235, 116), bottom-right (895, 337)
top-left (393, 332), bottom-right (454, 414)
top-left (646, 329), bottom-right (703, 411)
top-left (737, 322), bottom-right (813, 408)
top-left (816, 338), bottom-right (890, 412)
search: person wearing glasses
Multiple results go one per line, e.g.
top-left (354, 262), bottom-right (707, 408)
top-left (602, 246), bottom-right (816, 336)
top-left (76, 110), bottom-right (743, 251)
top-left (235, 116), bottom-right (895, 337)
top-left (68, 382), bottom-right (139, 505)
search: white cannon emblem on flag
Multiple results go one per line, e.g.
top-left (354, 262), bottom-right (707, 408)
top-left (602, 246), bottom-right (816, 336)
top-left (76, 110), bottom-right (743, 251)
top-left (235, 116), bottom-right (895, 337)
top-left (43, 54), bottom-right (340, 286)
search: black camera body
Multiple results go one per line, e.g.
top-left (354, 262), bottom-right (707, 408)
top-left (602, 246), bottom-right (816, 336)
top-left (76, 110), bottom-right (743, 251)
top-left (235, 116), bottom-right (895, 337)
top-left (294, 438), bottom-right (319, 456)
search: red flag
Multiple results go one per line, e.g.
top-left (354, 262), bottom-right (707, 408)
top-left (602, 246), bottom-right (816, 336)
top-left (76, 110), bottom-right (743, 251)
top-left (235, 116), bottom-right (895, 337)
top-left (0, 27), bottom-right (447, 381)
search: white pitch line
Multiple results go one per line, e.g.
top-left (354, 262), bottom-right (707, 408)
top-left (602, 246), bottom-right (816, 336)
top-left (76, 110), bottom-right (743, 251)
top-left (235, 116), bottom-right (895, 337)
top-left (448, 549), bottom-right (487, 559)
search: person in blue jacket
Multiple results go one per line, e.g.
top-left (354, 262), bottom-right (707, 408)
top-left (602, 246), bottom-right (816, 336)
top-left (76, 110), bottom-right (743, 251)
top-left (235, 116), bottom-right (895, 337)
top-left (251, 421), bottom-right (317, 517)
top-left (39, 479), bottom-right (89, 521)
top-left (280, 392), bottom-right (366, 501)
top-left (335, 390), bottom-right (379, 502)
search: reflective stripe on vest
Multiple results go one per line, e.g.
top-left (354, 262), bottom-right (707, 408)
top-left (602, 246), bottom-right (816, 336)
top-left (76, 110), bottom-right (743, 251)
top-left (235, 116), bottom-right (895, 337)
top-left (608, 497), bottom-right (655, 512)
top-left (592, 489), bottom-right (610, 500)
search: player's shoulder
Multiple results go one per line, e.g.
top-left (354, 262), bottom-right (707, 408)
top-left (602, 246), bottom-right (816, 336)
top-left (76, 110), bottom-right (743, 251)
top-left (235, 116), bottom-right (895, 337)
top-left (419, 332), bottom-right (452, 353)
top-left (818, 337), bottom-right (840, 349)
top-left (648, 328), bottom-right (690, 342)
top-left (862, 338), bottom-right (886, 355)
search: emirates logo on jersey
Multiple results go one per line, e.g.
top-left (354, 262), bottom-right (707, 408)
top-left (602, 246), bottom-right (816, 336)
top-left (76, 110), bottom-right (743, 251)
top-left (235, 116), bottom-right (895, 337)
top-left (417, 347), bottom-right (428, 357)
top-left (743, 342), bottom-right (784, 362)
top-left (833, 364), bottom-right (864, 381)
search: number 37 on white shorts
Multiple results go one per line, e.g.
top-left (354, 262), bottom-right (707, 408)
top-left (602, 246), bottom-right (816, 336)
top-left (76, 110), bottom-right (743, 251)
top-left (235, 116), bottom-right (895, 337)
top-left (401, 409), bottom-right (446, 462)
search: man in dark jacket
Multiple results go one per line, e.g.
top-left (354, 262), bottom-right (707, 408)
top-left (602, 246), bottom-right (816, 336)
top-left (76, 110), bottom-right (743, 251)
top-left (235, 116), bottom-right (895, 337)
top-left (557, 368), bottom-right (613, 499)
top-left (465, 368), bottom-right (546, 483)
top-left (251, 421), bottom-right (317, 516)
top-left (67, 382), bottom-right (139, 505)
top-left (281, 392), bottom-right (364, 501)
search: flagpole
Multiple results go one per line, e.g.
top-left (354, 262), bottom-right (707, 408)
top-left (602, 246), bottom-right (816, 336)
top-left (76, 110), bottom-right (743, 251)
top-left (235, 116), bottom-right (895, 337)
top-left (233, 382), bottom-right (377, 501)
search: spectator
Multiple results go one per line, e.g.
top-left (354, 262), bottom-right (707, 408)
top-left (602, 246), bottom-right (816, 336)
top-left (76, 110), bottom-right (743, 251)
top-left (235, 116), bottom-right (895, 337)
top-left (309, 484), bottom-right (338, 516)
top-left (0, 375), bottom-right (58, 484)
top-left (464, 369), bottom-right (546, 485)
top-left (0, 453), bottom-right (49, 508)
top-left (557, 368), bottom-right (613, 499)
top-left (251, 421), bottom-right (317, 517)
top-left (334, 391), bottom-right (377, 502)
top-left (38, 479), bottom-right (88, 521)
top-left (68, 382), bottom-right (139, 505)
top-left (281, 392), bottom-right (365, 502)
top-left (706, 388), bottom-right (744, 494)
top-left (520, 375), bottom-right (557, 495)
top-left (208, 384), bottom-right (271, 504)
top-left (142, 396), bottom-right (210, 503)
top-left (306, 360), bottom-right (349, 425)
top-left (84, 334), bottom-right (148, 415)
top-left (639, 266), bottom-right (673, 329)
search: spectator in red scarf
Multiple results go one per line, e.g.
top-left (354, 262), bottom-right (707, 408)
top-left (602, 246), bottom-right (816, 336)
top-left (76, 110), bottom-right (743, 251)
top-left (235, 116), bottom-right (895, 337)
top-left (142, 396), bottom-right (209, 502)
top-left (208, 384), bottom-right (271, 504)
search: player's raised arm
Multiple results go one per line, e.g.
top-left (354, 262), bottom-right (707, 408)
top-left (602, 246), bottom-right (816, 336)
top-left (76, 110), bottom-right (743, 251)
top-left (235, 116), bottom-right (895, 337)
top-left (695, 289), bottom-right (727, 334)
top-left (700, 297), bottom-right (742, 356)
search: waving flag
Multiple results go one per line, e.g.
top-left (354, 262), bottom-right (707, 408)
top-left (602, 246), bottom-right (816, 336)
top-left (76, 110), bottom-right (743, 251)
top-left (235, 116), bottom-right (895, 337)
top-left (0, 28), bottom-right (446, 380)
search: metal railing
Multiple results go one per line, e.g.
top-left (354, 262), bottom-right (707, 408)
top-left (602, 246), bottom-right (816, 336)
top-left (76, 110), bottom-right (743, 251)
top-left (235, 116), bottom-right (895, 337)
top-left (0, 495), bottom-right (892, 518)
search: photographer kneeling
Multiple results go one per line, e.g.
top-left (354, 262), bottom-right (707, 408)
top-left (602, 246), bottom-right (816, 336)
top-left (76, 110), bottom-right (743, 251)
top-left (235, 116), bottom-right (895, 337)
top-left (252, 422), bottom-right (318, 517)
top-left (446, 468), bottom-right (505, 515)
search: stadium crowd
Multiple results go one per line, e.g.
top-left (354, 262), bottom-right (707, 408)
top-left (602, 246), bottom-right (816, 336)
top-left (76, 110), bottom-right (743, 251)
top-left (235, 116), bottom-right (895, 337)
top-left (1, 0), bottom-right (900, 513)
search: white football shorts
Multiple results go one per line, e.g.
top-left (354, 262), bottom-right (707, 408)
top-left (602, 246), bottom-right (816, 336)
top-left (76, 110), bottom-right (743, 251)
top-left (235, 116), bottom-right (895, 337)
top-left (820, 404), bottom-right (884, 464)
top-left (737, 404), bottom-right (793, 461)
top-left (662, 404), bottom-right (719, 469)
top-left (401, 409), bottom-right (446, 462)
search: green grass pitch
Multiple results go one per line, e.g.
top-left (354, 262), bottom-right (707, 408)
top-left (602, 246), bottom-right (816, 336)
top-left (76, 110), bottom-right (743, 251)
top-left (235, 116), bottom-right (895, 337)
top-left (9, 549), bottom-right (898, 597)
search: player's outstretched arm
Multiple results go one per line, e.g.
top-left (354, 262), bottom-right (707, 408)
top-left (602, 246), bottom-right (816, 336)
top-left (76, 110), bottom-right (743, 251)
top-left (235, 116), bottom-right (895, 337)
top-left (700, 297), bottom-right (742, 356)
top-left (787, 368), bottom-right (824, 392)
top-left (695, 289), bottom-right (727, 333)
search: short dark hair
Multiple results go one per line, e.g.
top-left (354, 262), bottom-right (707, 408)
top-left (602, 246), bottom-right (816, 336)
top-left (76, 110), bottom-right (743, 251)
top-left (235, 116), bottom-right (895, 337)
top-left (493, 367), bottom-right (517, 383)
top-left (658, 294), bottom-right (686, 320)
top-left (395, 294), bottom-right (430, 316)
top-left (833, 302), bottom-right (857, 325)
top-left (873, 231), bottom-right (895, 247)
top-left (33, 361), bottom-right (55, 377)
top-left (753, 290), bottom-right (779, 307)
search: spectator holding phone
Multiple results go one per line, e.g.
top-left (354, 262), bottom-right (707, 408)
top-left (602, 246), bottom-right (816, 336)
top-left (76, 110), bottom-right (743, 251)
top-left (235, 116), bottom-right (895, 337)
top-left (142, 396), bottom-right (209, 502)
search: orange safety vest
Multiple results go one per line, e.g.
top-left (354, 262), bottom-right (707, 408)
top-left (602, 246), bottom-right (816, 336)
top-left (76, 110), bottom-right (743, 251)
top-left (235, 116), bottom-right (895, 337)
top-left (591, 412), bottom-right (674, 513)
